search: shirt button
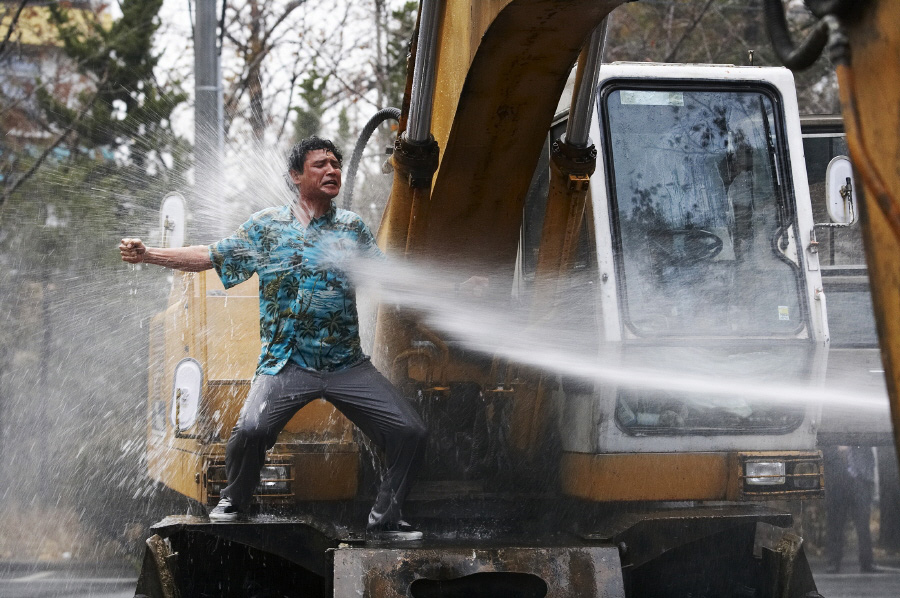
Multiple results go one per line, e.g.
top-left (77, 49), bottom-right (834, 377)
top-left (304, 258), bottom-right (308, 262)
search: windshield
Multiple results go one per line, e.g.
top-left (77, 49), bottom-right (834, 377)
top-left (603, 87), bottom-right (806, 338)
top-left (614, 344), bottom-right (808, 436)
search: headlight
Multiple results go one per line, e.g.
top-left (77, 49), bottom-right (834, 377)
top-left (745, 461), bottom-right (785, 485)
top-left (259, 465), bottom-right (291, 493)
top-left (206, 463), bottom-right (292, 501)
top-left (792, 461), bottom-right (819, 489)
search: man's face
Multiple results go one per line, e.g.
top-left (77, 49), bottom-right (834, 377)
top-left (290, 149), bottom-right (342, 202)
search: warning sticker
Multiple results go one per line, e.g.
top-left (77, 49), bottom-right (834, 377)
top-left (778, 306), bottom-right (790, 321)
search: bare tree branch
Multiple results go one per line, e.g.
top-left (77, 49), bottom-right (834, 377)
top-left (664, 0), bottom-right (717, 63)
top-left (0, 73), bottom-right (107, 218)
top-left (0, 0), bottom-right (29, 59)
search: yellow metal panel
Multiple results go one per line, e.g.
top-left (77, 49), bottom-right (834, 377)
top-left (561, 452), bottom-right (730, 502)
top-left (290, 452), bottom-right (358, 500)
top-left (430, 0), bottom-right (512, 150)
top-left (202, 382), bottom-right (250, 439)
top-left (282, 398), bottom-right (354, 440)
top-left (147, 445), bottom-right (204, 502)
top-left (202, 271), bottom-right (260, 382)
top-left (205, 383), bottom-right (354, 443)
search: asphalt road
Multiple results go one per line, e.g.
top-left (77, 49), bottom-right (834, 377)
top-left (809, 555), bottom-right (900, 598)
top-left (0, 566), bottom-right (136, 598)
top-left (0, 560), bottom-right (898, 597)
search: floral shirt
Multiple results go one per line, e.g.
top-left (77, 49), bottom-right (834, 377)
top-left (209, 203), bottom-right (381, 375)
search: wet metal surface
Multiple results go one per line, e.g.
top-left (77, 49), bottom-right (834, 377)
top-left (333, 545), bottom-right (624, 598)
top-left (150, 514), bottom-right (347, 578)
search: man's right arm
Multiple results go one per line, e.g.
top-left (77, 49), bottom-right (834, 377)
top-left (119, 238), bottom-right (213, 272)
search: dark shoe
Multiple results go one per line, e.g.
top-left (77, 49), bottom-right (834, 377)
top-left (367, 520), bottom-right (423, 542)
top-left (860, 564), bottom-right (886, 573)
top-left (208, 496), bottom-right (245, 522)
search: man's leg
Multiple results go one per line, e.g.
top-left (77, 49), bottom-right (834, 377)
top-left (825, 480), bottom-right (851, 571)
top-left (851, 481), bottom-right (875, 571)
top-left (221, 366), bottom-right (323, 510)
top-left (323, 360), bottom-right (427, 530)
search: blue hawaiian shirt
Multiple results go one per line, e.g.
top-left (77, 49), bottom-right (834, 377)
top-left (208, 203), bottom-right (382, 375)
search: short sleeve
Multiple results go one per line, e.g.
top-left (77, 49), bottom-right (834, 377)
top-left (208, 219), bottom-right (259, 289)
top-left (356, 218), bottom-right (385, 260)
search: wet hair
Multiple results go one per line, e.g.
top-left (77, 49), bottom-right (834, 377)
top-left (287, 136), bottom-right (343, 174)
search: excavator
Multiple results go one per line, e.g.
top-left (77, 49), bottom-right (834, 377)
top-left (134, 1), bottom-right (900, 596)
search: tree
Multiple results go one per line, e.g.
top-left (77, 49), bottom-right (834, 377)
top-left (0, 0), bottom-right (189, 557)
top-left (221, 0), bottom-right (316, 142)
top-left (0, 0), bottom-right (188, 214)
top-left (292, 63), bottom-right (329, 140)
top-left (42, 0), bottom-right (187, 170)
top-left (605, 0), bottom-right (840, 115)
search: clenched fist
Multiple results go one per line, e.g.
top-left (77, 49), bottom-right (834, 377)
top-left (119, 238), bottom-right (147, 264)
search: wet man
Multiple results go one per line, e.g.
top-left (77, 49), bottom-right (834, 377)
top-left (119, 136), bottom-right (427, 541)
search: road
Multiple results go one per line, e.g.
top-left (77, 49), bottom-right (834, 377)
top-left (809, 554), bottom-right (900, 598)
top-left (0, 560), bottom-right (897, 597)
top-left (0, 565), bottom-right (136, 598)
top-left (813, 568), bottom-right (900, 598)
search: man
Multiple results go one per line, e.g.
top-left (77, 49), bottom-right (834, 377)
top-left (120, 136), bottom-right (427, 541)
top-left (824, 444), bottom-right (880, 573)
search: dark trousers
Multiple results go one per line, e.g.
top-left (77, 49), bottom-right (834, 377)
top-left (826, 476), bottom-right (874, 570)
top-left (222, 360), bottom-right (427, 528)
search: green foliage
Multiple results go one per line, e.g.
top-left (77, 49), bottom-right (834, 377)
top-left (0, 0), bottom-right (188, 553)
top-left (293, 64), bottom-right (330, 141)
top-left (606, 0), bottom-right (839, 114)
top-left (384, 1), bottom-right (417, 108)
top-left (42, 0), bottom-right (188, 165)
top-left (335, 107), bottom-right (351, 152)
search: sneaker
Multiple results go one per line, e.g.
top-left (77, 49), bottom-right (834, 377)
top-left (366, 520), bottom-right (423, 542)
top-left (208, 496), bottom-right (245, 522)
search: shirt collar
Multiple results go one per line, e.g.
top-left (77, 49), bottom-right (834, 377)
top-left (273, 204), bottom-right (293, 223)
top-left (277, 201), bottom-right (337, 226)
top-left (311, 201), bottom-right (337, 226)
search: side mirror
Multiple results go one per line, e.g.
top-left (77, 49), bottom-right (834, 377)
top-left (160, 191), bottom-right (187, 248)
top-left (825, 156), bottom-right (857, 225)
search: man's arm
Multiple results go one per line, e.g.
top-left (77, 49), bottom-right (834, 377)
top-left (119, 238), bottom-right (213, 272)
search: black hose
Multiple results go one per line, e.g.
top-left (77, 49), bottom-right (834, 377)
top-left (343, 107), bottom-right (401, 211)
top-left (763, 0), bottom-right (829, 71)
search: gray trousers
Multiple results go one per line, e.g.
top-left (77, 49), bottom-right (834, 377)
top-left (222, 360), bottom-right (427, 528)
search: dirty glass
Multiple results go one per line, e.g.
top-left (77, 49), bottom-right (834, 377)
top-left (614, 343), bottom-right (808, 436)
top-left (603, 86), bottom-right (808, 436)
top-left (604, 87), bottom-right (806, 338)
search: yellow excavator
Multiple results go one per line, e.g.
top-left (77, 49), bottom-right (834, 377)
top-left (134, 1), bottom-right (900, 597)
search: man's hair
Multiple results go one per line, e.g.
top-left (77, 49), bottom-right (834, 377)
top-left (287, 136), bottom-right (343, 173)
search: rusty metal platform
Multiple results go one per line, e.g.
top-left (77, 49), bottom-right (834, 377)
top-left (333, 544), bottom-right (624, 598)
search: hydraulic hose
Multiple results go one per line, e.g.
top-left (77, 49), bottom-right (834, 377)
top-left (343, 107), bottom-right (402, 211)
top-left (763, 0), bottom-right (829, 70)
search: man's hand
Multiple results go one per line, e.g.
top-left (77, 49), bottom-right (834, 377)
top-left (120, 238), bottom-right (147, 264)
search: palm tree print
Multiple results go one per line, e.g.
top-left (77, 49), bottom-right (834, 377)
top-left (209, 204), bottom-right (383, 374)
top-left (323, 310), bottom-right (344, 337)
